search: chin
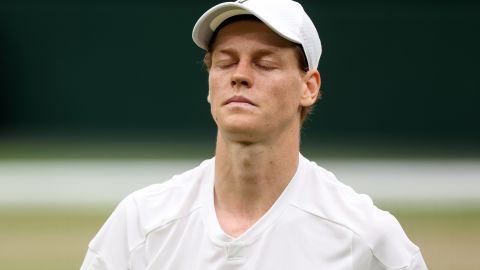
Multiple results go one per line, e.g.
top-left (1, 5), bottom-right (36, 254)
top-left (217, 119), bottom-right (262, 141)
top-left (217, 113), bottom-right (257, 128)
top-left (222, 122), bottom-right (258, 134)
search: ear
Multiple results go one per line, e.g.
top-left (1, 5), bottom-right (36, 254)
top-left (300, 70), bottom-right (321, 107)
top-left (207, 90), bottom-right (211, 104)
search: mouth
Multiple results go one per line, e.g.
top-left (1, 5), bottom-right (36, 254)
top-left (223, 96), bottom-right (256, 106)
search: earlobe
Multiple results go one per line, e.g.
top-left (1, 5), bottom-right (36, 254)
top-left (300, 70), bottom-right (321, 107)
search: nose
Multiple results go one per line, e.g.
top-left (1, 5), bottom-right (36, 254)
top-left (231, 61), bottom-right (252, 88)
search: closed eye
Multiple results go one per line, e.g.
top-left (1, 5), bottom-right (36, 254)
top-left (255, 60), bottom-right (278, 71)
top-left (213, 59), bottom-right (237, 69)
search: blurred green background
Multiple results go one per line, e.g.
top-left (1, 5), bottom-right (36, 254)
top-left (1, 0), bottom-right (479, 269)
top-left (1, 0), bottom-right (479, 145)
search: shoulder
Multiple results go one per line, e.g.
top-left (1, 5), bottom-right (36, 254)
top-left (132, 157), bottom-right (213, 205)
top-left (89, 158), bottom-right (213, 250)
top-left (129, 158), bottom-right (213, 231)
top-left (82, 158), bottom-right (214, 269)
top-left (292, 156), bottom-right (421, 269)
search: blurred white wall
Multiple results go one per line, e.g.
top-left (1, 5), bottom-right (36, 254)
top-left (0, 159), bottom-right (479, 207)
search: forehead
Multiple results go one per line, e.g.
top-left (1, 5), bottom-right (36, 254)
top-left (210, 20), bottom-right (297, 52)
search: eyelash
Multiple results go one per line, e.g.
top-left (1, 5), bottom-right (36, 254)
top-left (214, 60), bottom-right (236, 69)
top-left (255, 61), bottom-right (276, 70)
top-left (213, 60), bottom-right (277, 71)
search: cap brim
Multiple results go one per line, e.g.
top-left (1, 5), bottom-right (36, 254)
top-left (192, 2), bottom-right (301, 50)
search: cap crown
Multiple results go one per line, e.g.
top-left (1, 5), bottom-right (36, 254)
top-left (192, 0), bottom-right (322, 70)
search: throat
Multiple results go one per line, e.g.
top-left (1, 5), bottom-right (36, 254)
top-left (215, 208), bottom-right (262, 238)
top-left (214, 193), bottom-right (276, 238)
top-left (212, 133), bottom-right (301, 238)
top-left (213, 175), bottom-right (288, 238)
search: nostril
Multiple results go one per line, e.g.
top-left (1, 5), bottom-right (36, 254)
top-left (231, 76), bottom-right (251, 88)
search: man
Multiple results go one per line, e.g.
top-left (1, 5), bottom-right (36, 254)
top-left (81, 0), bottom-right (427, 269)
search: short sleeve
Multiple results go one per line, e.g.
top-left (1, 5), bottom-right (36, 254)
top-left (80, 194), bottom-right (143, 270)
top-left (408, 251), bottom-right (428, 270)
top-left (350, 211), bottom-right (428, 270)
top-left (80, 248), bottom-right (109, 270)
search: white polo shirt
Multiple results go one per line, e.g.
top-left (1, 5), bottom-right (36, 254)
top-left (80, 155), bottom-right (427, 270)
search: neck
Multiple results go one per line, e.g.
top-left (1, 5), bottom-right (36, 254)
top-left (213, 128), bottom-right (300, 237)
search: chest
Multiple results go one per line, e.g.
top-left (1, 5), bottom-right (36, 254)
top-left (130, 214), bottom-right (356, 270)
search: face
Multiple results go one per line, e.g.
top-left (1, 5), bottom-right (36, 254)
top-left (207, 20), bottom-right (318, 143)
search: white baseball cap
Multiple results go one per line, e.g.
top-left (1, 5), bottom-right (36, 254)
top-left (192, 0), bottom-right (322, 70)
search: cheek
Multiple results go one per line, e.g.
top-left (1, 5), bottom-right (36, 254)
top-left (271, 77), bottom-right (303, 108)
top-left (208, 72), bottom-right (224, 101)
top-left (207, 75), bottom-right (219, 105)
top-left (207, 73), bottom-right (225, 122)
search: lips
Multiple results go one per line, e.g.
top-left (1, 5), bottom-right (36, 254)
top-left (224, 96), bottom-right (256, 106)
